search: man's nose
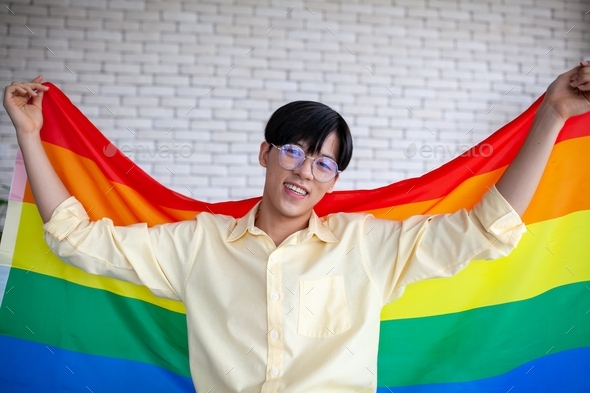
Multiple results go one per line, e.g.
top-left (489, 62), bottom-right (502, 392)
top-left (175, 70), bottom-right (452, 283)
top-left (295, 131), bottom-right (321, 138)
top-left (292, 157), bottom-right (314, 180)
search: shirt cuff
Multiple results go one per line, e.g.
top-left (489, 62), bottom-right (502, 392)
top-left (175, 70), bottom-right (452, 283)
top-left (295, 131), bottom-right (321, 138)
top-left (42, 196), bottom-right (89, 241)
top-left (472, 184), bottom-right (526, 248)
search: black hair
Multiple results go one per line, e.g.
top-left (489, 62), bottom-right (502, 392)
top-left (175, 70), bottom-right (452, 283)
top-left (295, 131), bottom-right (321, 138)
top-left (264, 101), bottom-right (353, 171)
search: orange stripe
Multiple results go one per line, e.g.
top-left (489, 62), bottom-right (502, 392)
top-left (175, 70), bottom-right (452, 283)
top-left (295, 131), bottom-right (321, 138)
top-left (366, 135), bottom-right (590, 224)
top-left (25, 144), bottom-right (185, 226)
top-left (27, 136), bottom-right (590, 226)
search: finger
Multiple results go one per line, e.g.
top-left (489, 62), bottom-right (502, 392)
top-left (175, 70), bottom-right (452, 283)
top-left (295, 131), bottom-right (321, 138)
top-left (562, 66), bottom-right (580, 79)
top-left (3, 85), bottom-right (27, 106)
top-left (24, 82), bottom-right (49, 91)
top-left (31, 88), bottom-right (45, 107)
top-left (19, 84), bottom-right (38, 97)
top-left (572, 69), bottom-right (590, 87)
top-left (6, 82), bottom-right (37, 93)
top-left (31, 75), bottom-right (43, 83)
top-left (14, 86), bottom-right (31, 97)
top-left (24, 85), bottom-right (37, 96)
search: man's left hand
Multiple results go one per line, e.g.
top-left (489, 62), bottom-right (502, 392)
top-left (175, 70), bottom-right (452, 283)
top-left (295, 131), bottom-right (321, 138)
top-left (542, 60), bottom-right (590, 122)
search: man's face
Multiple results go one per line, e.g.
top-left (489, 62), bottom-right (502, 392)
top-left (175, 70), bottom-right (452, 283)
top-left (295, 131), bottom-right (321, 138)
top-left (258, 132), bottom-right (340, 219)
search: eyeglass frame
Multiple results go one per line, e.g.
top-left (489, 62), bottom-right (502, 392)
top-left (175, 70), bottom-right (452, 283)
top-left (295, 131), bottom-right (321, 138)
top-left (270, 143), bottom-right (342, 183)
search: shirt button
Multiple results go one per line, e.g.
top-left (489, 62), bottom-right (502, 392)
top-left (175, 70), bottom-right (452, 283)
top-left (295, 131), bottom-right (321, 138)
top-left (270, 255), bottom-right (276, 262)
top-left (271, 368), bottom-right (279, 376)
top-left (271, 293), bottom-right (279, 301)
top-left (271, 331), bottom-right (279, 339)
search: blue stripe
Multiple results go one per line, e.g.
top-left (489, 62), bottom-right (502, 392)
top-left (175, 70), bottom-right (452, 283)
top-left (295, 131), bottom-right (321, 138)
top-left (2, 334), bottom-right (588, 392)
top-left (0, 335), bottom-right (194, 393)
top-left (378, 346), bottom-right (590, 392)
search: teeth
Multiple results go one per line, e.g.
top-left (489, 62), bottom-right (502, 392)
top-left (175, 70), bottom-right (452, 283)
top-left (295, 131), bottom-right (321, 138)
top-left (285, 183), bottom-right (307, 195)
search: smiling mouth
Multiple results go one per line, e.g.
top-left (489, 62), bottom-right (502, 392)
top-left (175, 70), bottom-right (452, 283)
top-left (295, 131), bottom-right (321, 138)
top-left (284, 182), bottom-right (308, 196)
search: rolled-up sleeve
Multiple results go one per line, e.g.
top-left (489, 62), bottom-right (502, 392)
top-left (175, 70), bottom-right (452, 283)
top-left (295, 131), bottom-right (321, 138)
top-left (43, 196), bottom-right (200, 301)
top-left (360, 184), bottom-right (526, 305)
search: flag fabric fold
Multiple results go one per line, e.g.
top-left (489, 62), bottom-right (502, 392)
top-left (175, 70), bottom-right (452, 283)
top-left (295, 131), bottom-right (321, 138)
top-left (0, 82), bottom-right (588, 392)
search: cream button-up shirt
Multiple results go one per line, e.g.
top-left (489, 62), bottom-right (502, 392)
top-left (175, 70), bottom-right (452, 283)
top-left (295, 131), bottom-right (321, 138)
top-left (43, 185), bottom-right (525, 392)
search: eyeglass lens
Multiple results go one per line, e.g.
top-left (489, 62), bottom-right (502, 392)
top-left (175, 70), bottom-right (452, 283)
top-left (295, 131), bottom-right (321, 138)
top-left (278, 144), bottom-right (338, 182)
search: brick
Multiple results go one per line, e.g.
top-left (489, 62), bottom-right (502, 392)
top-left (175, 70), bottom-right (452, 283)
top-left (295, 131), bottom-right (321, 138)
top-left (208, 88), bottom-right (246, 99)
top-left (140, 21), bottom-right (176, 32)
top-left (104, 20), bottom-right (140, 31)
top-left (100, 85), bottom-right (137, 95)
top-left (192, 120), bottom-right (229, 131)
top-left (161, 33), bottom-right (197, 44)
top-left (87, 30), bottom-right (123, 41)
top-left (3, 36), bottom-right (30, 47)
top-left (152, 75), bottom-right (191, 86)
top-left (108, 1), bottom-right (145, 11)
top-left (67, 18), bottom-right (101, 29)
top-left (121, 53), bottom-right (159, 63)
top-left (122, 31), bottom-right (160, 42)
top-left (87, 9), bottom-right (124, 20)
top-left (11, 5), bottom-right (48, 16)
top-left (70, 0), bottom-right (107, 8)
top-left (116, 75), bottom-right (154, 85)
top-left (145, 43), bottom-right (180, 54)
top-left (106, 42), bottom-right (143, 52)
top-left (104, 63), bottom-right (141, 74)
top-left (213, 108), bottom-right (248, 119)
top-left (143, 64), bottom-right (179, 74)
top-left (139, 86), bottom-right (176, 96)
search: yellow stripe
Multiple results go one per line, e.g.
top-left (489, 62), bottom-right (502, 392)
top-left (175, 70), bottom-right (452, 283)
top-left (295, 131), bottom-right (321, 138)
top-left (12, 201), bottom-right (186, 314)
top-left (19, 183), bottom-right (589, 319)
top-left (380, 208), bottom-right (590, 321)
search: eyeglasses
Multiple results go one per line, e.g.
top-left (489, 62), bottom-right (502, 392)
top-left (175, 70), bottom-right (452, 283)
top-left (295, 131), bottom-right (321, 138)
top-left (271, 143), bottom-right (341, 183)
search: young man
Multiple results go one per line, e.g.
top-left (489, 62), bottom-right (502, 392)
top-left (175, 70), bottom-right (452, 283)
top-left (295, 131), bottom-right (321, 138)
top-left (3, 62), bottom-right (589, 392)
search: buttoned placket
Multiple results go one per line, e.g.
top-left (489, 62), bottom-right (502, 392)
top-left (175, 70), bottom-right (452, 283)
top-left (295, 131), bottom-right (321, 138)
top-left (261, 249), bottom-right (284, 393)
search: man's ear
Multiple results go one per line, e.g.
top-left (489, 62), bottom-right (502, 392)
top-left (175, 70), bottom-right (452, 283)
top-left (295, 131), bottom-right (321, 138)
top-left (325, 173), bottom-right (340, 194)
top-left (259, 141), bottom-right (270, 168)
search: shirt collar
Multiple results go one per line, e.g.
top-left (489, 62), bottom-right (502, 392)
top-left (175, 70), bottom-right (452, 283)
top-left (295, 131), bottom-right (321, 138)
top-left (227, 200), bottom-right (339, 244)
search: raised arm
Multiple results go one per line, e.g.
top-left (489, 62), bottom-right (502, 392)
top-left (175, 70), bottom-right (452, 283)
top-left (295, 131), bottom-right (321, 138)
top-left (3, 75), bottom-right (69, 222)
top-left (3, 76), bottom-right (200, 301)
top-left (496, 61), bottom-right (590, 215)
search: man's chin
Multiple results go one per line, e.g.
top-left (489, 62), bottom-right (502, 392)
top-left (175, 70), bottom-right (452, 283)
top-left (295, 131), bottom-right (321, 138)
top-left (277, 199), bottom-right (315, 218)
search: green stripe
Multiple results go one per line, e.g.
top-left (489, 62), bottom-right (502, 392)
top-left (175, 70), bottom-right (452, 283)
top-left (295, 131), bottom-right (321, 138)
top-left (377, 281), bottom-right (590, 386)
top-left (2, 269), bottom-right (588, 385)
top-left (0, 269), bottom-right (190, 377)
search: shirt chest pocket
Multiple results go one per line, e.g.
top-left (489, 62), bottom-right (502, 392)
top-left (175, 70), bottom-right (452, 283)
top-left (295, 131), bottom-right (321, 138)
top-left (297, 275), bottom-right (351, 338)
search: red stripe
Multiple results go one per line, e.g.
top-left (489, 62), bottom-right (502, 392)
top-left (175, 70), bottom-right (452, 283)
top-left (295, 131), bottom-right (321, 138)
top-left (39, 82), bottom-right (590, 217)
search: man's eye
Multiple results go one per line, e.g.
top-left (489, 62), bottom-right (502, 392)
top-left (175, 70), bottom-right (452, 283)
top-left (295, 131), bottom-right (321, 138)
top-left (317, 160), bottom-right (336, 171)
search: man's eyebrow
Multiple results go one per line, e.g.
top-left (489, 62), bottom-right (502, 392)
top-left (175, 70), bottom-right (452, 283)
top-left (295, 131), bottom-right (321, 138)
top-left (294, 142), bottom-right (336, 161)
top-left (319, 152), bottom-right (336, 161)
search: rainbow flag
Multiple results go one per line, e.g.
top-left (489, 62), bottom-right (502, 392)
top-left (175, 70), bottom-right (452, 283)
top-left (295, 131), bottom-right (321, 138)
top-left (0, 83), bottom-right (588, 392)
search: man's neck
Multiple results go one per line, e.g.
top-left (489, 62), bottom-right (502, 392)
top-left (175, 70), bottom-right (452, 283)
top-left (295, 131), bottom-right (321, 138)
top-left (255, 198), bottom-right (312, 247)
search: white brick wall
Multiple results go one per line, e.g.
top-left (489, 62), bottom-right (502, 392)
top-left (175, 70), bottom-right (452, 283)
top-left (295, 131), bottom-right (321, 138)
top-left (1, 0), bottom-right (589, 229)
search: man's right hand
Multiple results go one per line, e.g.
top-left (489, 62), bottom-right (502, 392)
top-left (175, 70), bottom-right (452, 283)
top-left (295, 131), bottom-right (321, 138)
top-left (3, 75), bottom-right (70, 223)
top-left (3, 75), bottom-right (49, 139)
